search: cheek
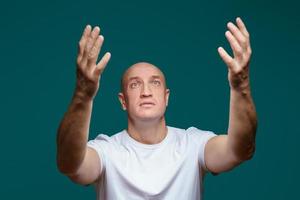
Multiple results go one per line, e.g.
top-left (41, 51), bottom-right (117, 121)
top-left (157, 91), bottom-right (168, 104)
top-left (126, 93), bottom-right (140, 107)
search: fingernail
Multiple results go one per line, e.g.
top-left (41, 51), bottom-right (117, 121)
top-left (94, 26), bottom-right (100, 32)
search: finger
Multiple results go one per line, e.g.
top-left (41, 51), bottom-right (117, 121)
top-left (227, 22), bottom-right (248, 49)
top-left (218, 47), bottom-right (234, 69)
top-left (94, 52), bottom-right (111, 76)
top-left (81, 26), bottom-right (100, 67)
top-left (77, 25), bottom-right (91, 63)
top-left (225, 30), bottom-right (243, 59)
top-left (236, 17), bottom-right (250, 38)
top-left (88, 26), bottom-right (100, 51)
top-left (87, 35), bottom-right (104, 67)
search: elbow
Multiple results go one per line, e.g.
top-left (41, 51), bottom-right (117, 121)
top-left (236, 142), bottom-right (256, 162)
top-left (244, 144), bottom-right (256, 161)
top-left (229, 137), bottom-right (256, 164)
top-left (57, 155), bottom-right (74, 175)
top-left (56, 130), bottom-right (82, 175)
top-left (56, 152), bottom-right (82, 176)
top-left (56, 158), bottom-right (67, 174)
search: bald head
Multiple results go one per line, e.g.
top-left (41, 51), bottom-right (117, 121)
top-left (120, 62), bottom-right (167, 93)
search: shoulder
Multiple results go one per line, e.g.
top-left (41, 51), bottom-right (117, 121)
top-left (168, 126), bottom-right (216, 138)
top-left (186, 126), bottom-right (217, 139)
top-left (87, 130), bottom-right (126, 150)
top-left (167, 126), bottom-right (217, 147)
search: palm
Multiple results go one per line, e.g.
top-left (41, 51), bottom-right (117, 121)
top-left (75, 25), bottom-right (111, 100)
top-left (218, 17), bottom-right (252, 91)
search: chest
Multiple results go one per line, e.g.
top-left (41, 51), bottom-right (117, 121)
top-left (105, 143), bottom-right (200, 194)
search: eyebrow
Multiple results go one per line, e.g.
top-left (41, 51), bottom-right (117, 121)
top-left (151, 75), bottom-right (162, 80)
top-left (128, 75), bottom-right (162, 82)
top-left (128, 76), bottom-right (139, 82)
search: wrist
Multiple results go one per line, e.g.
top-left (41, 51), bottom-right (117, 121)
top-left (230, 85), bottom-right (252, 96)
top-left (73, 89), bottom-right (95, 103)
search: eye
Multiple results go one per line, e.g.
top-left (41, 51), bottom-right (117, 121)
top-left (129, 81), bottom-right (141, 89)
top-left (152, 80), bottom-right (161, 86)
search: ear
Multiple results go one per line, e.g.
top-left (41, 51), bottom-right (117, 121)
top-left (165, 89), bottom-right (170, 106)
top-left (118, 92), bottom-right (127, 110)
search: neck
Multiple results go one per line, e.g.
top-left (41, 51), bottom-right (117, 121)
top-left (127, 117), bottom-right (168, 144)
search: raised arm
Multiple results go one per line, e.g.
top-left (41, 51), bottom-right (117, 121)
top-left (205, 17), bottom-right (257, 173)
top-left (56, 25), bottom-right (111, 184)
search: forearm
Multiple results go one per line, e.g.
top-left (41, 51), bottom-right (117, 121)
top-left (56, 91), bottom-right (93, 175)
top-left (227, 87), bottom-right (257, 161)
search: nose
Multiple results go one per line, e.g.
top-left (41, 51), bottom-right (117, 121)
top-left (140, 84), bottom-right (152, 98)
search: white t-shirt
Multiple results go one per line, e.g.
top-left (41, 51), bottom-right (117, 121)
top-left (87, 126), bottom-right (216, 200)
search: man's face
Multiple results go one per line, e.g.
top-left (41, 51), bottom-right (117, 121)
top-left (118, 63), bottom-right (170, 122)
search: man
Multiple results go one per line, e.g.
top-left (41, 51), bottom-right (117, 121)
top-left (57, 17), bottom-right (257, 199)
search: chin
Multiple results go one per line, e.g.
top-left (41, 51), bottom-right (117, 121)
top-left (128, 106), bottom-right (166, 122)
top-left (134, 112), bottom-right (165, 122)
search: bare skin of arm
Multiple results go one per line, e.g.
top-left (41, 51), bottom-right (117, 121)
top-left (56, 25), bottom-right (111, 185)
top-left (205, 17), bottom-right (258, 173)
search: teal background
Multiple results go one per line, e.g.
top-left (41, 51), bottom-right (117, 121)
top-left (0, 0), bottom-right (299, 199)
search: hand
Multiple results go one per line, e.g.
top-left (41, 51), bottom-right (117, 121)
top-left (75, 25), bottom-right (111, 100)
top-left (218, 17), bottom-right (252, 91)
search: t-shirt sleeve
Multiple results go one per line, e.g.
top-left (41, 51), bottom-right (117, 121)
top-left (87, 134), bottom-right (111, 173)
top-left (186, 127), bottom-right (217, 172)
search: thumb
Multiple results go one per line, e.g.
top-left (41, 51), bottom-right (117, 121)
top-left (95, 52), bottom-right (111, 76)
top-left (217, 47), bottom-right (235, 71)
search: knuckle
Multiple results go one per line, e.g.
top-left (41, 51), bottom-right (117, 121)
top-left (228, 59), bottom-right (235, 66)
top-left (85, 43), bottom-right (91, 51)
top-left (88, 51), bottom-right (93, 58)
top-left (248, 47), bottom-right (252, 55)
top-left (240, 38), bottom-right (247, 46)
top-left (89, 47), bottom-right (98, 58)
top-left (85, 39), bottom-right (92, 49)
top-left (236, 47), bottom-right (243, 55)
top-left (77, 60), bottom-right (87, 70)
top-left (76, 57), bottom-right (82, 65)
top-left (78, 40), bottom-right (85, 49)
top-left (88, 52), bottom-right (95, 59)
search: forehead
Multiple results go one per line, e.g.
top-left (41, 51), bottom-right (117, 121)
top-left (126, 64), bottom-right (163, 79)
top-left (121, 62), bottom-right (167, 92)
top-left (124, 64), bottom-right (165, 83)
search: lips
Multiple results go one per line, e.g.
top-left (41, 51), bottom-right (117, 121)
top-left (140, 102), bottom-right (155, 106)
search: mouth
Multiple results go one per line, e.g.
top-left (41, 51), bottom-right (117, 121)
top-left (140, 102), bottom-right (155, 107)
